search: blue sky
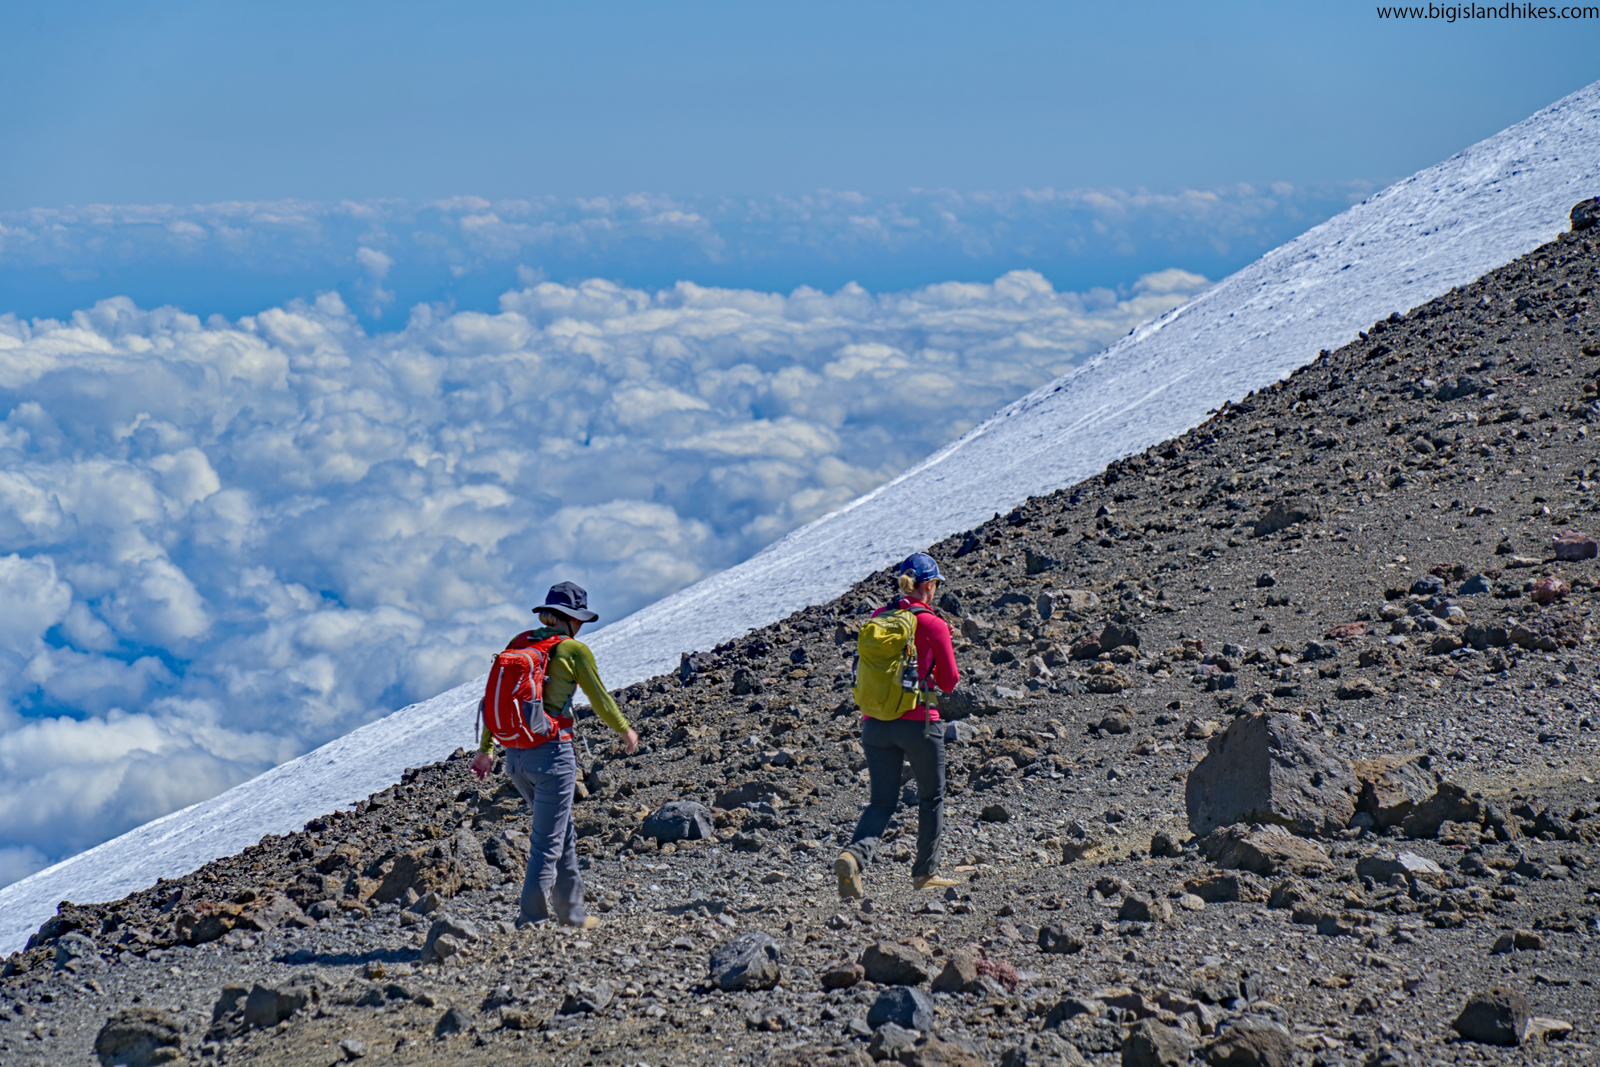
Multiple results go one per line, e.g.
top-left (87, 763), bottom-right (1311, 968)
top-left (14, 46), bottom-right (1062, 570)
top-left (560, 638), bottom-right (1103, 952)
top-left (0, 2), bottom-right (1595, 886)
top-left (4, 1), bottom-right (1595, 319)
top-left (4, 1), bottom-right (1594, 206)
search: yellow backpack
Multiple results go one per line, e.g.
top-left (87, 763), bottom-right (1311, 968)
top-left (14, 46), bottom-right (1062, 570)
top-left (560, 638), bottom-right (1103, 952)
top-left (853, 603), bottom-right (932, 720)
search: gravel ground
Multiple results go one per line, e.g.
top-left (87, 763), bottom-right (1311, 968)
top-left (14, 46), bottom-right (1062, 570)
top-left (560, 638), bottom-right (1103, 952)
top-left (3, 227), bottom-right (1599, 1067)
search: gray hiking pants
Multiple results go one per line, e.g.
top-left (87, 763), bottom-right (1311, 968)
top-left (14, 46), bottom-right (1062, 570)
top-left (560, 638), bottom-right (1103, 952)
top-left (503, 741), bottom-right (586, 926)
top-left (845, 716), bottom-right (945, 879)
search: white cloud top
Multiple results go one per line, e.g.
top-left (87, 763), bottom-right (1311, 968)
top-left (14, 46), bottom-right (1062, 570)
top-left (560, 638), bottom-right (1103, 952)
top-left (0, 267), bottom-right (1208, 884)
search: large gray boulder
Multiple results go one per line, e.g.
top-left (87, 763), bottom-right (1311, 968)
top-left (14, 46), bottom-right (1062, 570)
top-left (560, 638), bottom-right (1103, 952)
top-left (1185, 712), bottom-right (1356, 838)
top-left (94, 1008), bottom-right (183, 1067)
top-left (867, 986), bottom-right (935, 1031)
top-left (708, 931), bottom-right (782, 991)
top-left (642, 800), bottom-right (714, 843)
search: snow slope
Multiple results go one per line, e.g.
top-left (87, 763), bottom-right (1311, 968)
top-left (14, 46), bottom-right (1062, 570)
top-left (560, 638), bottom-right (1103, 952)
top-left (3, 82), bottom-right (1596, 956)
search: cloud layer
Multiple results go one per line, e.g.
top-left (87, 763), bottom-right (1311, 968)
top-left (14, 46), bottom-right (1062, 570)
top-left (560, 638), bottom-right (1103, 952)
top-left (0, 266), bottom-right (1209, 885)
top-left (0, 185), bottom-right (1360, 320)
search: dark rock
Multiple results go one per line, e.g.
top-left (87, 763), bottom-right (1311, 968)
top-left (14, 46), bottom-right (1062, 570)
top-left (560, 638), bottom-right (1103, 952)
top-left (1199, 824), bottom-right (1331, 875)
top-left (94, 1008), bottom-right (183, 1067)
top-left (1205, 1019), bottom-right (1295, 1067)
top-left (1185, 712), bottom-right (1356, 838)
top-left (1251, 499), bottom-right (1319, 537)
top-left (374, 830), bottom-right (487, 905)
top-left (1400, 781), bottom-right (1484, 839)
top-left (869, 1023), bottom-right (919, 1062)
top-left (822, 961), bottom-right (865, 989)
top-left (861, 941), bottom-right (930, 985)
top-left (1117, 893), bottom-right (1171, 923)
top-left (930, 949), bottom-right (982, 994)
top-left (1300, 640), bottom-right (1336, 661)
top-left (1452, 987), bottom-right (1531, 1046)
top-left (1026, 549), bottom-right (1061, 575)
top-left (710, 931), bottom-right (783, 991)
top-left (559, 980), bottom-right (615, 1014)
top-left (1095, 713), bottom-right (1132, 735)
top-left (54, 931), bottom-right (102, 970)
top-left (1122, 1020), bottom-right (1194, 1067)
top-left (642, 800), bottom-right (714, 843)
top-left (1572, 196), bottom-right (1600, 232)
top-left (1511, 610), bottom-right (1585, 651)
top-left (980, 803), bottom-right (1012, 823)
top-left (1002, 1032), bottom-right (1089, 1067)
top-left (420, 915), bottom-right (481, 964)
top-left (1184, 871), bottom-right (1269, 904)
top-left (1266, 877), bottom-right (1316, 910)
top-left (1037, 925), bottom-right (1084, 954)
top-left (732, 667), bottom-right (761, 696)
top-left (867, 987), bottom-right (935, 1031)
top-left (1409, 575), bottom-right (1446, 597)
top-left (1070, 636), bottom-right (1103, 660)
top-left (714, 780), bottom-right (791, 810)
top-left (433, 1005), bottom-right (474, 1039)
top-left (1490, 929), bottom-right (1544, 953)
top-left (1099, 622), bottom-right (1141, 651)
top-left (901, 1037), bottom-right (987, 1067)
top-left (243, 978), bottom-right (322, 1029)
top-left (1149, 830), bottom-right (1182, 858)
top-left (1255, 573), bottom-right (1276, 588)
top-left (1459, 573), bottom-right (1492, 595)
top-left (481, 831), bottom-right (528, 874)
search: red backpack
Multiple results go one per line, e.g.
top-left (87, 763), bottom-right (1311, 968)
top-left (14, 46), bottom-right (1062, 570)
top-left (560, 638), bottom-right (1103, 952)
top-left (478, 632), bottom-right (571, 749)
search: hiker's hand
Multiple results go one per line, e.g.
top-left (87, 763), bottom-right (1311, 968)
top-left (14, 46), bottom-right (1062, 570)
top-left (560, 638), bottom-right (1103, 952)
top-left (622, 728), bottom-right (639, 755)
top-left (470, 751), bottom-right (494, 780)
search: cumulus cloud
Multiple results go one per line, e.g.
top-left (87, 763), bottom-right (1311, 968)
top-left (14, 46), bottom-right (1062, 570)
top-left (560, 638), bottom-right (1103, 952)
top-left (0, 265), bottom-right (1210, 883)
top-left (0, 185), bottom-right (1365, 320)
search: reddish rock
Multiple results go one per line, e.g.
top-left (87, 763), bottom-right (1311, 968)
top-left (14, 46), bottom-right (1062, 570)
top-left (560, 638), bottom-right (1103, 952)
top-left (974, 956), bottom-right (1018, 992)
top-left (1529, 575), bottom-right (1571, 604)
top-left (1070, 636), bottom-right (1103, 660)
top-left (1322, 622), bottom-right (1367, 640)
top-left (1551, 531), bottom-right (1596, 560)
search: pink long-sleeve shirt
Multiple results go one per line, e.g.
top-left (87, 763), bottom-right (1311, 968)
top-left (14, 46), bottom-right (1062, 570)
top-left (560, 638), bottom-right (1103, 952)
top-left (866, 596), bottom-right (961, 722)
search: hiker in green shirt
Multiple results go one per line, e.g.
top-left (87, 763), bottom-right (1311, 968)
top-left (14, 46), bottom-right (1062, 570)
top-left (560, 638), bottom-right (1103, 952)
top-left (471, 582), bottom-right (637, 929)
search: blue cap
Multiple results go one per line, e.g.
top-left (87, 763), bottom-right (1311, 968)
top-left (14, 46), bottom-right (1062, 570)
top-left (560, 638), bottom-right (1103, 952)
top-left (898, 552), bottom-right (943, 583)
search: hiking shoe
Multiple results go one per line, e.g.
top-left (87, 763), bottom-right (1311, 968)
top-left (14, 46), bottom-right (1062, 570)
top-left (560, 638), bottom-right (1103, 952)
top-left (912, 873), bottom-right (959, 890)
top-left (835, 852), bottom-right (864, 900)
top-left (571, 915), bottom-right (599, 931)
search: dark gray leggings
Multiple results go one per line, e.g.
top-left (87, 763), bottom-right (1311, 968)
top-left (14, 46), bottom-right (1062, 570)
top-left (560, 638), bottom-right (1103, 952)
top-left (845, 716), bottom-right (945, 879)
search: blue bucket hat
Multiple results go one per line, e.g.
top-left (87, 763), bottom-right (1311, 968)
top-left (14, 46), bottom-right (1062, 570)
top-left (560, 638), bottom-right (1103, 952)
top-left (897, 552), bottom-right (943, 583)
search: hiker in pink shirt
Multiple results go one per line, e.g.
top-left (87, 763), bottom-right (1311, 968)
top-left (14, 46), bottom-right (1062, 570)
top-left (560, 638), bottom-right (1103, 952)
top-left (836, 552), bottom-right (961, 899)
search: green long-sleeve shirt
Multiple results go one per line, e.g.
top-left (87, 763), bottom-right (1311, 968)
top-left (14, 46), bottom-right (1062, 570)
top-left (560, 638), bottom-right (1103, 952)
top-left (478, 630), bottom-right (629, 752)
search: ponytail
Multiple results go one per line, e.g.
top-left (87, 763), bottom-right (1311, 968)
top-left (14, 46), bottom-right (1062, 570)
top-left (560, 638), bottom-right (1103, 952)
top-left (897, 573), bottom-right (916, 595)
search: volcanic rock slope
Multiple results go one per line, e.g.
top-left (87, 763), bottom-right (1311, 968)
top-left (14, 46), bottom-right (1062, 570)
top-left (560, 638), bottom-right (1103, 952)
top-left (6, 81), bottom-right (1597, 952)
top-left (5, 227), bottom-right (1600, 1066)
